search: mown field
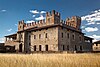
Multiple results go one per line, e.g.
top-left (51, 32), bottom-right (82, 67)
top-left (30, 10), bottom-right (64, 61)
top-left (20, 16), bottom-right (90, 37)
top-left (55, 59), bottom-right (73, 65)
top-left (0, 53), bottom-right (100, 67)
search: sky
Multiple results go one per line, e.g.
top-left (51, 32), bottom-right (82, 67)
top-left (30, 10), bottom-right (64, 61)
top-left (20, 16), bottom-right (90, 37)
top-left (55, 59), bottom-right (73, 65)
top-left (0, 0), bottom-right (100, 43)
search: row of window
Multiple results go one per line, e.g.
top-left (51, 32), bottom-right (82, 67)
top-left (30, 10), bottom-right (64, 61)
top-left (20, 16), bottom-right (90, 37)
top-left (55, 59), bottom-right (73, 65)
top-left (62, 33), bottom-right (81, 40)
top-left (33, 45), bottom-right (48, 51)
top-left (33, 33), bottom-right (48, 39)
top-left (62, 45), bottom-right (82, 51)
top-left (30, 32), bottom-right (82, 41)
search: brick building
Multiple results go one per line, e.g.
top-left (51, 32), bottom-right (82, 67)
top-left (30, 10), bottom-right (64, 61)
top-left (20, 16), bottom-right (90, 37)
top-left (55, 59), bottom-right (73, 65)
top-left (5, 10), bottom-right (93, 53)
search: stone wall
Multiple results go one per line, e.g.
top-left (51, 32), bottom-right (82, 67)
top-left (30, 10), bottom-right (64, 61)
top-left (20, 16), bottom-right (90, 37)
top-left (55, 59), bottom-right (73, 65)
top-left (30, 27), bottom-right (58, 51)
top-left (58, 26), bottom-right (85, 51)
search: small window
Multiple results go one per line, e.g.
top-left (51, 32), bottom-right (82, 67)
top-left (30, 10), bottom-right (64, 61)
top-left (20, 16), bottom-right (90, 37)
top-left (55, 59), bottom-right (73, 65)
top-left (75, 45), bottom-right (77, 51)
top-left (80, 46), bottom-right (82, 51)
top-left (39, 34), bottom-right (41, 39)
top-left (67, 45), bottom-right (69, 50)
top-left (96, 44), bottom-right (98, 46)
top-left (72, 34), bottom-right (75, 40)
top-left (39, 45), bottom-right (41, 51)
top-left (63, 45), bottom-right (65, 50)
top-left (45, 33), bottom-right (48, 38)
top-left (67, 33), bottom-right (69, 39)
top-left (34, 45), bottom-right (36, 51)
top-left (34, 35), bottom-right (36, 39)
top-left (62, 33), bottom-right (63, 38)
top-left (45, 45), bottom-right (48, 51)
top-left (29, 43), bottom-right (31, 46)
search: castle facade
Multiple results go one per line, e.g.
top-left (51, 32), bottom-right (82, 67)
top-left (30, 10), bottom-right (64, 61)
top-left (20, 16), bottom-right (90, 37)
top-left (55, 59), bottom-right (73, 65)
top-left (5, 10), bottom-right (93, 53)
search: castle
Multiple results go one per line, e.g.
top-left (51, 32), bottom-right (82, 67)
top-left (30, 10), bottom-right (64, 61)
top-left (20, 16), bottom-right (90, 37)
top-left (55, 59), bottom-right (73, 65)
top-left (5, 10), bottom-right (93, 53)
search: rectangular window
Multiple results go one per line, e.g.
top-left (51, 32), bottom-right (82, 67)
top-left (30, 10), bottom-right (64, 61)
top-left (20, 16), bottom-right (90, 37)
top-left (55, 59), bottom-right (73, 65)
top-left (34, 35), bottom-right (36, 39)
top-left (34, 45), bottom-right (36, 51)
top-left (75, 45), bottom-right (77, 51)
top-left (29, 43), bottom-right (31, 46)
top-left (67, 33), bottom-right (69, 39)
top-left (63, 45), bottom-right (65, 50)
top-left (39, 34), bottom-right (41, 39)
top-left (45, 33), bottom-right (48, 38)
top-left (96, 44), bottom-right (98, 46)
top-left (62, 33), bottom-right (63, 38)
top-left (72, 34), bottom-right (75, 40)
top-left (39, 45), bottom-right (41, 51)
top-left (45, 45), bottom-right (48, 51)
top-left (80, 46), bottom-right (82, 51)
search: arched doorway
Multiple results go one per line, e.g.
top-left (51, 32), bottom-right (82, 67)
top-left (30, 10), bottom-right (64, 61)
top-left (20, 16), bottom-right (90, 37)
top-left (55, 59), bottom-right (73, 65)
top-left (19, 43), bottom-right (22, 52)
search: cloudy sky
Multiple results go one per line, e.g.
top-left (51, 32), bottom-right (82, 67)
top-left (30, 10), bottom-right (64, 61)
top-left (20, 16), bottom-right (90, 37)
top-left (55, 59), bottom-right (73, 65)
top-left (0, 0), bottom-right (100, 43)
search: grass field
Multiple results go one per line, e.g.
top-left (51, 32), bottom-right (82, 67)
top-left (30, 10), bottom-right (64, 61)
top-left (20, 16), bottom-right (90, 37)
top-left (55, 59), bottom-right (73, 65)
top-left (0, 53), bottom-right (100, 67)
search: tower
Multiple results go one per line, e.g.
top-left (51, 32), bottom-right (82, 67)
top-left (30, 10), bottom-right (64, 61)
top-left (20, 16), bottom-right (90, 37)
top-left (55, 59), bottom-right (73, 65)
top-left (72, 16), bottom-right (81, 30)
top-left (46, 10), bottom-right (60, 25)
top-left (66, 16), bottom-right (81, 30)
top-left (18, 20), bottom-right (25, 31)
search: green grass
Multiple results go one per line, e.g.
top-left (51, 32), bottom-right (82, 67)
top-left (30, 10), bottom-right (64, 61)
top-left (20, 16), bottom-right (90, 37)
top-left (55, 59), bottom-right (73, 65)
top-left (0, 53), bottom-right (100, 67)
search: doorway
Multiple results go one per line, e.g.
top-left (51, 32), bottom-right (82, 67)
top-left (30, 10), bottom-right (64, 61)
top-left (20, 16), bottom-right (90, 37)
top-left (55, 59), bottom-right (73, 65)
top-left (19, 43), bottom-right (22, 52)
top-left (39, 45), bottom-right (41, 51)
top-left (45, 45), bottom-right (48, 51)
top-left (34, 45), bottom-right (36, 51)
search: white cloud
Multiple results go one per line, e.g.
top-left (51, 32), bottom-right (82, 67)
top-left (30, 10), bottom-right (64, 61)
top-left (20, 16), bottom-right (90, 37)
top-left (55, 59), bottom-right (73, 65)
top-left (81, 9), bottom-right (100, 25)
top-left (86, 22), bottom-right (95, 25)
top-left (26, 20), bottom-right (35, 23)
top-left (32, 15), bottom-right (35, 17)
top-left (0, 37), bottom-right (5, 43)
top-left (29, 10), bottom-right (39, 14)
top-left (85, 27), bottom-right (98, 32)
top-left (0, 10), bottom-right (6, 12)
top-left (40, 11), bottom-right (46, 14)
top-left (88, 35), bottom-right (100, 42)
top-left (35, 15), bottom-right (45, 20)
top-left (15, 24), bottom-right (17, 26)
top-left (81, 26), bottom-right (85, 29)
top-left (97, 22), bottom-right (100, 24)
top-left (7, 29), bottom-right (12, 32)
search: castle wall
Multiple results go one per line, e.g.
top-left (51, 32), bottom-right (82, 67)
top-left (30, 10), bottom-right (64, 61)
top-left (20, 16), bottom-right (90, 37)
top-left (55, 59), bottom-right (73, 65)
top-left (30, 27), bottom-right (58, 51)
top-left (58, 26), bottom-right (85, 51)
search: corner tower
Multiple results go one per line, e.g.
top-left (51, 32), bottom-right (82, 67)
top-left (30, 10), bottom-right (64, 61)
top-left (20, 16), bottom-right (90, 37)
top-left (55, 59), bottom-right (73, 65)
top-left (72, 16), bottom-right (81, 30)
top-left (46, 10), bottom-right (60, 25)
top-left (66, 16), bottom-right (81, 30)
top-left (18, 20), bottom-right (25, 31)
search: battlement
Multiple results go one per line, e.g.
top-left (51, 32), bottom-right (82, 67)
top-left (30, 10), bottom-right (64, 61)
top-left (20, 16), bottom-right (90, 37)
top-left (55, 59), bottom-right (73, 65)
top-left (24, 20), bottom-right (46, 30)
top-left (18, 10), bottom-right (81, 31)
top-left (66, 16), bottom-right (81, 30)
top-left (46, 10), bottom-right (60, 17)
top-left (18, 20), bottom-right (24, 24)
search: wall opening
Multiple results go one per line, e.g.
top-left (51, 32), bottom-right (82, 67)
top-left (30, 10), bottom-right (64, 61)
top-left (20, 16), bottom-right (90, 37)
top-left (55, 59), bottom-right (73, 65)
top-left (63, 45), bottom-right (65, 50)
top-left (75, 45), bottom-right (77, 51)
top-left (80, 46), bottom-right (82, 51)
top-left (39, 45), bottom-right (41, 51)
top-left (19, 43), bottom-right (22, 52)
top-left (45, 45), bottom-right (48, 51)
top-left (34, 45), bottom-right (36, 51)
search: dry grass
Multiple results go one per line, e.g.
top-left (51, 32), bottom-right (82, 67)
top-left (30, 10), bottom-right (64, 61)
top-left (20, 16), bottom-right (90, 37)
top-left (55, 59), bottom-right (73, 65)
top-left (0, 53), bottom-right (100, 67)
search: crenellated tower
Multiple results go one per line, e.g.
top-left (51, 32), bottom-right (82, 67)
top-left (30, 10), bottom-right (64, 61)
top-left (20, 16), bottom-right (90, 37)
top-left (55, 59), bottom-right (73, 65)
top-left (46, 10), bottom-right (60, 25)
top-left (66, 16), bottom-right (81, 30)
top-left (18, 20), bottom-right (25, 31)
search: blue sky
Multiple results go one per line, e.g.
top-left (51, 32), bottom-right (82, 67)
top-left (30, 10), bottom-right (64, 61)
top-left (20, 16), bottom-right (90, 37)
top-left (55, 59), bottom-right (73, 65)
top-left (0, 0), bottom-right (100, 42)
